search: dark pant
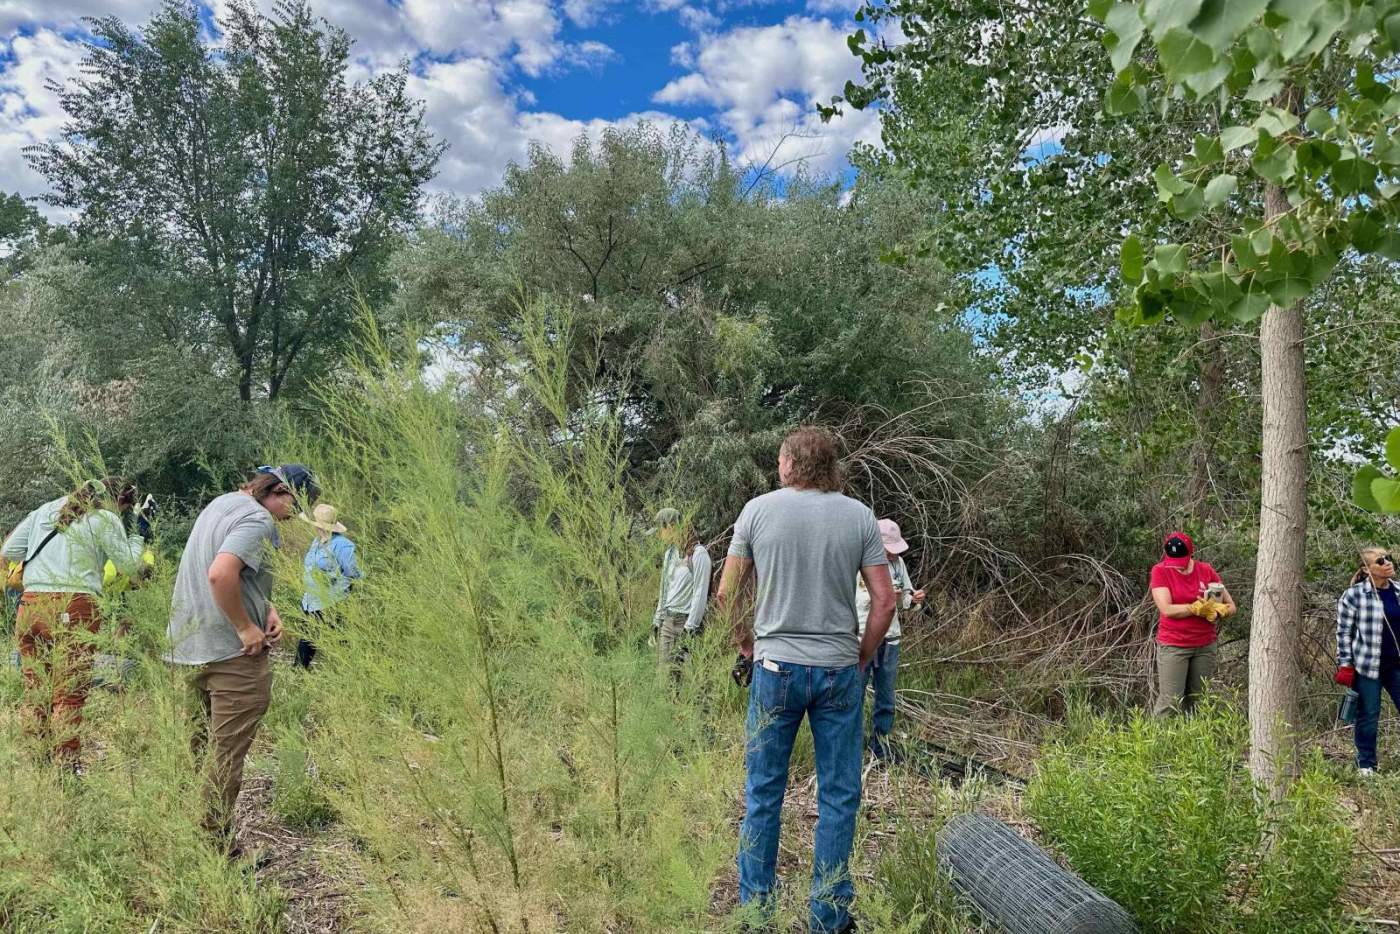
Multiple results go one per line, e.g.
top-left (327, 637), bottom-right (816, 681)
top-left (295, 610), bottom-right (326, 669)
top-left (1354, 665), bottom-right (1400, 770)
top-left (16, 592), bottom-right (101, 762)
top-left (739, 659), bottom-right (864, 933)
top-left (864, 641), bottom-right (900, 758)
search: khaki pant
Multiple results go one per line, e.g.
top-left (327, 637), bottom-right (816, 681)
top-left (1154, 641), bottom-right (1217, 715)
top-left (657, 613), bottom-right (688, 675)
top-left (186, 651), bottom-right (272, 836)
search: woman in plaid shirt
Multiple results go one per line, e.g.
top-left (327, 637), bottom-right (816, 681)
top-left (1336, 547), bottom-right (1400, 776)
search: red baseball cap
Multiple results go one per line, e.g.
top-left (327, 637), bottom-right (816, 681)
top-left (1162, 531), bottom-right (1194, 569)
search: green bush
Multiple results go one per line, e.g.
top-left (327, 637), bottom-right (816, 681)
top-left (1026, 702), bottom-right (1354, 933)
top-left (272, 733), bottom-right (337, 831)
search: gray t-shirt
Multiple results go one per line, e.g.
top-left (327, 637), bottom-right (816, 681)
top-left (166, 492), bottom-right (279, 666)
top-left (728, 487), bottom-right (886, 666)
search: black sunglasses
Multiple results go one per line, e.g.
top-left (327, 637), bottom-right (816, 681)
top-left (1375, 554), bottom-right (1394, 567)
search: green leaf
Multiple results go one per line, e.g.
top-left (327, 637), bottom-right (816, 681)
top-left (1087, 0), bottom-right (1115, 21)
top-left (1189, 0), bottom-right (1269, 51)
top-left (1121, 234), bottom-right (1145, 283)
top-left (1192, 133), bottom-right (1225, 165)
top-left (1203, 173), bottom-right (1237, 206)
top-left (1232, 233), bottom-right (1260, 269)
top-left (1331, 157), bottom-right (1378, 194)
top-left (1354, 464), bottom-right (1384, 511)
top-left (1263, 242), bottom-right (1311, 305)
top-left (1144, 0), bottom-right (1203, 38)
top-left (1154, 162), bottom-right (1190, 200)
top-left (1228, 276), bottom-right (1273, 320)
top-left (1386, 426), bottom-right (1400, 472)
top-left (1278, 17), bottom-right (1315, 59)
top-left (1374, 476), bottom-right (1400, 513)
top-left (1303, 107), bottom-right (1334, 133)
top-left (1253, 136), bottom-right (1297, 182)
top-left (1221, 125), bottom-right (1258, 152)
top-left (1254, 106), bottom-right (1300, 136)
top-left (1244, 77), bottom-right (1287, 101)
top-left (1386, 13), bottom-right (1400, 53)
top-left (1159, 27), bottom-right (1217, 79)
top-left (1372, 129), bottom-right (1400, 166)
top-left (1271, 0), bottom-right (1326, 20)
top-left (1105, 77), bottom-right (1146, 115)
top-left (1105, 4), bottom-right (1147, 72)
top-left (1348, 210), bottom-right (1384, 252)
top-left (1183, 58), bottom-right (1234, 96)
top-left (1170, 185), bottom-right (1206, 219)
top-left (1169, 293), bottom-right (1212, 325)
top-left (1295, 139), bottom-right (1341, 173)
top-left (1154, 242), bottom-right (1190, 275)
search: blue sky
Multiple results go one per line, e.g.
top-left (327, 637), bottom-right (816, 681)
top-left (0, 0), bottom-right (882, 210)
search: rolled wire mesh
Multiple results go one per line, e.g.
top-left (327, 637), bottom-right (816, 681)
top-left (936, 812), bottom-right (1139, 934)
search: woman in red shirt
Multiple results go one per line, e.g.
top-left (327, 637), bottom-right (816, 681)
top-left (1149, 531), bottom-right (1237, 714)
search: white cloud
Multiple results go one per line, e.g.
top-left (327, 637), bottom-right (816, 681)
top-left (804, 0), bottom-right (858, 14)
top-left (0, 0), bottom-right (163, 33)
top-left (409, 57), bottom-right (702, 197)
top-left (653, 15), bottom-right (879, 174)
top-left (0, 29), bottom-right (86, 210)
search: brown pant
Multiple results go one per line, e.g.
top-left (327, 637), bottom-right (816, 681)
top-left (1154, 641), bottom-right (1218, 715)
top-left (16, 592), bottom-right (101, 762)
top-left (186, 651), bottom-right (272, 836)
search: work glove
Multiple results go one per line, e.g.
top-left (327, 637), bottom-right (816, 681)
top-left (1335, 665), bottom-right (1356, 688)
top-left (731, 653), bottom-right (753, 688)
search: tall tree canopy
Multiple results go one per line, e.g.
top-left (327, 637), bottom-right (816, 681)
top-left (28, 0), bottom-right (443, 402)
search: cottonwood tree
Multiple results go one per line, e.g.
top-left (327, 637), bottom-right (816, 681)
top-left (1092, 0), bottom-right (1399, 794)
top-left (29, 0), bottom-right (442, 402)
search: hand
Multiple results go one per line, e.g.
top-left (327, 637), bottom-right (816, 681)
top-left (730, 653), bottom-right (753, 688)
top-left (911, 589), bottom-right (926, 605)
top-left (265, 606), bottom-right (283, 647)
top-left (236, 623), bottom-right (268, 656)
top-left (1335, 665), bottom-right (1356, 688)
top-left (1187, 598), bottom-right (1209, 618)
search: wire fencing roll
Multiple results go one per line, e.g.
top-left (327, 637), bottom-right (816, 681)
top-left (936, 812), bottom-right (1139, 934)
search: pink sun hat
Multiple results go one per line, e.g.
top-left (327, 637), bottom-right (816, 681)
top-left (878, 518), bottom-right (909, 554)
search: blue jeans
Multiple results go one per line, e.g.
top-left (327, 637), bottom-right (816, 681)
top-left (864, 642), bottom-right (900, 758)
top-left (739, 659), bottom-right (864, 933)
top-left (1355, 666), bottom-right (1400, 770)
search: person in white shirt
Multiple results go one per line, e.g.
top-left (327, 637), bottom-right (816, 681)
top-left (649, 507), bottom-right (711, 679)
top-left (854, 519), bottom-right (924, 760)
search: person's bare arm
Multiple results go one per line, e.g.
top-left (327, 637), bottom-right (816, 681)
top-left (208, 552), bottom-right (266, 655)
top-left (858, 564), bottom-right (897, 668)
top-left (1218, 584), bottom-right (1237, 615)
top-left (1151, 586), bottom-right (1198, 619)
top-left (716, 555), bottom-right (755, 657)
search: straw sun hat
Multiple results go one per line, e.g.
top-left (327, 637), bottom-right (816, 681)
top-left (299, 503), bottom-right (348, 535)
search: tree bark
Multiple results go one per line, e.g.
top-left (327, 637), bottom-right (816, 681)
top-left (1188, 322), bottom-right (1225, 521)
top-left (1248, 178), bottom-right (1308, 797)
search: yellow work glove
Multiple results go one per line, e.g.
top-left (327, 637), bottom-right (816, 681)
top-left (1188, 598), bottom-right (1211, 618)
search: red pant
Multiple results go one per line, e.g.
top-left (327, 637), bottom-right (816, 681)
top-left (16, 592), bottom-right (102, 761)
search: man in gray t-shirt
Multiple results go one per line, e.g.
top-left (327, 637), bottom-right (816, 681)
top-left (718, 428), bottom-right (895, 934)
top-left (168, 464), bottom-right (318, 846)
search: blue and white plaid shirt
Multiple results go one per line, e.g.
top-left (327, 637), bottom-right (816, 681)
top-left (1337, 579), bottom-right (1400, 679)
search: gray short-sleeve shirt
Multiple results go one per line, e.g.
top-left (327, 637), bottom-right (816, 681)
top-left (728, 487), bottom-right (886, 666)
top-left (166, 492), bottom-right (279, 665)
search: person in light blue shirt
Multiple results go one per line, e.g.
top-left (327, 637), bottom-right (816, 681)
top-left (297, 503), bottom-right (361, 669)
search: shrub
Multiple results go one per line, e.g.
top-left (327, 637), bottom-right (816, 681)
top-left (1025, 702), bottom-right (1353, 933)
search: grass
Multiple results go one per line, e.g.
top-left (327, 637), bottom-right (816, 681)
top-left (1, 305), bottom-right (1386, 932)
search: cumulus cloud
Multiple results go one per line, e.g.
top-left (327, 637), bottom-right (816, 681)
top-left (653, 15), bottom-right (879, 175)
top-left (409, 57), bottom-right (702, 197)
top-left (0, 29), bottom-right (86, 208)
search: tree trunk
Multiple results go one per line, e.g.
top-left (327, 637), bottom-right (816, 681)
top-left (1187, 322), bottom-right (1225, 521)
top-left (1248, 179), bottom-right (1308, 798)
